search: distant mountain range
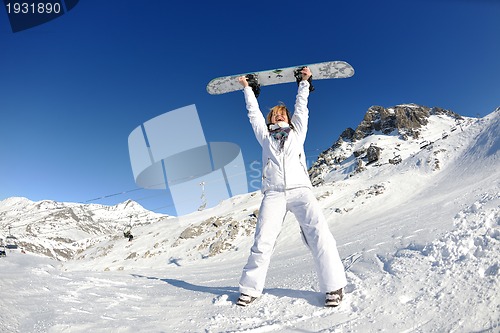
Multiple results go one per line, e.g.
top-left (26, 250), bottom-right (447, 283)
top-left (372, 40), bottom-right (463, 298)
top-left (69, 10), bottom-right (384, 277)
top-left (0, 197), bottom-right (168, 260)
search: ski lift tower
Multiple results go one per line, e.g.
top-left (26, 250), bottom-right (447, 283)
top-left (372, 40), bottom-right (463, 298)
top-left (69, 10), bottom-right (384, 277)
top-left (198, 181), bottom-right (207, 211)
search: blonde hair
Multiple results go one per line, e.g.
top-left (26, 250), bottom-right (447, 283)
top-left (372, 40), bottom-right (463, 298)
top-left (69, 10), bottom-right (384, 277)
top-left (266, 103), bottom-right (292, 126)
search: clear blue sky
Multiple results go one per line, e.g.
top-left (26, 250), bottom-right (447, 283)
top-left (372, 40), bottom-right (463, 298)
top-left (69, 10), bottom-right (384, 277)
top-left (1, 0), bottom-right (499, 216)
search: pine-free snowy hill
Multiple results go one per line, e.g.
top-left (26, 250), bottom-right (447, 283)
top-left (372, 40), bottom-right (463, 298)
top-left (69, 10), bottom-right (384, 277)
top-left (0, 105), bottom-right (498, 332)
top-left (0, 198), bottom-right (168, 261)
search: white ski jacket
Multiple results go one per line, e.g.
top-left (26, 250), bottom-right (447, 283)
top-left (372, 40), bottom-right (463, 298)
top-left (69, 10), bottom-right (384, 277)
top-left (244, 80), bottom-right (313, 194)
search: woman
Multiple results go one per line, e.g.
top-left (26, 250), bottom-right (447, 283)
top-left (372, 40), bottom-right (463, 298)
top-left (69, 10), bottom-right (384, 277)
top-left (237, 67), bottom-right (347, 307)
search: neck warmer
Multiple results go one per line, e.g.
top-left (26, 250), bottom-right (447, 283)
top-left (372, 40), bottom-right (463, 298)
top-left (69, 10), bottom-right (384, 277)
top-left (269, 122), bottom-right (291, 150)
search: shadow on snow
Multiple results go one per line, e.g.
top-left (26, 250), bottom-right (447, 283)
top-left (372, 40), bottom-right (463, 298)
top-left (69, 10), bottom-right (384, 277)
top-left (130, 274), bottom-right (322, 306)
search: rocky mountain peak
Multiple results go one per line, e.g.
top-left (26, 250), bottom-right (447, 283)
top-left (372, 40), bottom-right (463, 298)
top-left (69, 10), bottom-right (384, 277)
top-left (342, 104), bottom-right (462, 141)
top-left (308, 103), bottom-right (469, 186)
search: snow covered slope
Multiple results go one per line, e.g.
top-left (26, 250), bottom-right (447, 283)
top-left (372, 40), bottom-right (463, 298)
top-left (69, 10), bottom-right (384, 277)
top-left (0, 106), bottom-right (498, 332)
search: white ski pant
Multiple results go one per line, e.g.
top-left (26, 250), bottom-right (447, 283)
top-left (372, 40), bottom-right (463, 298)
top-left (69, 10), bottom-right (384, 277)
top-left (239, 188), bottom-right (347, 297)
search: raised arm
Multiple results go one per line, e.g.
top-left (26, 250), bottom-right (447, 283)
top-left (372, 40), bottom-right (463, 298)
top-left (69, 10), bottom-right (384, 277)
top-left (239, 76), bottom-right (268, 146)
top-left (291, 67), bottom-right (312, 142)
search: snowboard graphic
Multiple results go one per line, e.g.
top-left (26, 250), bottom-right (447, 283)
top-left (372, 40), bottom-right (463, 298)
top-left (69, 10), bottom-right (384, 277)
top-left (206, 60), bottom-right (354, 95)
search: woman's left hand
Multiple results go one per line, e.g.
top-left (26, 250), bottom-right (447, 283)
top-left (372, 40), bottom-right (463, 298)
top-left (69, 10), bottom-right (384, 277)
top-left (301, 67), bottom-right (312, 81)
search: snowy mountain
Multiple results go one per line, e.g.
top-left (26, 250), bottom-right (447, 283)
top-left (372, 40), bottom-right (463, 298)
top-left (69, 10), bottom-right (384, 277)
top-left (0, 198), bottom-right (169, 260)
top-left (0, 105), bottom-right (498, 332)
top-left (309, 104), bottom-right (469, 185)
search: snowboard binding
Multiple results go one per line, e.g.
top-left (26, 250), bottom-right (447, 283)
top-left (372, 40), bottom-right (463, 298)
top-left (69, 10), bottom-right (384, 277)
top-left (294, 67), bottom-right (315, 92)
top-left (245, 74), bottom-right (261, 98)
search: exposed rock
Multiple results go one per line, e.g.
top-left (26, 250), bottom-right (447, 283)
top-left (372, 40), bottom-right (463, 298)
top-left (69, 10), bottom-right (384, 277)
top-left (366, 145), bottom-right (382, 164)
top-left (354, 184), bottom-right (386, 199)
top-left (353, 147), bottom-right (367, 158)
top-left (340, 127), bottom-right (356, 141)
top-left (353, 159), bottom-right (366, 174)
top-left (174, 214), bottom-right (258, 257)
top-left (354, 104), bottom-right (432, 140)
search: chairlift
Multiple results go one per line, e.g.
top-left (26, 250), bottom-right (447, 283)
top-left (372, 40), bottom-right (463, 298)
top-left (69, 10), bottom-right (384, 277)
top-left (5, 226), bottom-right (18, 249)
top-left (123, 217), bottom-right (134, 241)
top-left (5, 235), bottom-right (18, 249)
top-left (0, 238), bottom-right (7, 257)
top-left (389, 155), bottom-right (402, 165)
top-left (420, 140), bottom-right (432, 150)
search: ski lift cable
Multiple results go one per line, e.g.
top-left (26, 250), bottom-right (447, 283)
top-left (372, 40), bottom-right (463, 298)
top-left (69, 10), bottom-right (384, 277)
top-left (1, 146), bottom-right (326, 227)
top-left (1, 180), bottom-right (206, 231)
top-left (86, 118), bottom-right (469, 209)
top-left (0, 187), bottom-right (178, 232)
top-left (0, 198), bottom-right (172, 234)
top-left (0, 148), bottom-right (358, 229)
top-left (1, 157), bottom-right (299, 229)
top-left (0, 146), bottom-right (351, 229)
top-left (81, 147), bottom-right (325, 204)
top-left (2, 173), bottom-right (238, 233)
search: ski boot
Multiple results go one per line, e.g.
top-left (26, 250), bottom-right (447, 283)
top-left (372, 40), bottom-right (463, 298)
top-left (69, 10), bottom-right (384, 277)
top-left (236, 293), bottom-right (257, 307)
top-left (325, 288), bottom-right (343, 307)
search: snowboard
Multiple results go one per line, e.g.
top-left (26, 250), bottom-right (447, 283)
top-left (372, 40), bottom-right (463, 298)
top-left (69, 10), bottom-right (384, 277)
top-left (206, 60), bottom-right (355, 95)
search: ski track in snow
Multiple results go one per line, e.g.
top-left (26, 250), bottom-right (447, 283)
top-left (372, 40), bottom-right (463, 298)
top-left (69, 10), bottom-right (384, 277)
top-left (1, 110), bottom-right (499, 332)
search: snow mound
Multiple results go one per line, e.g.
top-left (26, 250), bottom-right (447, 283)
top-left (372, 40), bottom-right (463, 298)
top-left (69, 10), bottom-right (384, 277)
top-left (423, 193), bottom-right (499, 269)
top-left (380, 191), bottom-right (500, 332)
